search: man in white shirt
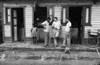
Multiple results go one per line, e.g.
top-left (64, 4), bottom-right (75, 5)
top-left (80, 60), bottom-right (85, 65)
top-left (41, 17), bottom-right (51, 47)
top-left (63, 18), bottom-right (72, 53)
top-left (52, 17), bottom-right (61, 47)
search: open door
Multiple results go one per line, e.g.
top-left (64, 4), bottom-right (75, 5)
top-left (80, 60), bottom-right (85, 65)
top-left (11, 8), bottom-right (24, 42)
top-left (34, 7), bottom-right (47, 41)
top-left (69, 7), bottom-right (84, 44)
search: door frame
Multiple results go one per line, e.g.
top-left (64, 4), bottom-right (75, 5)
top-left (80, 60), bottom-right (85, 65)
top-left (63, 6), bottom-right (85, 44)
top-left (11, 7), bottom-right (25, 42)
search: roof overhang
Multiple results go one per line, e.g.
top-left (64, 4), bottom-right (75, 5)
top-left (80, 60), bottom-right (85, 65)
top-left (1, 0), bottom-right (100, 5)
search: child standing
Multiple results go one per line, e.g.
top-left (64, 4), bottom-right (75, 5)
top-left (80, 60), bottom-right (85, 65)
top-left (30, 26), bottom-right (37, 44)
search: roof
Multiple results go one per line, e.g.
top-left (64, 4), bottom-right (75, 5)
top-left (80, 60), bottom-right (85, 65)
top-left (0, 0), bottom-right (100, 4)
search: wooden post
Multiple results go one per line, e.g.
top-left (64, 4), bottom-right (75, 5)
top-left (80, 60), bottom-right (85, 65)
top-left (0, 2), bottom-right (3, 44)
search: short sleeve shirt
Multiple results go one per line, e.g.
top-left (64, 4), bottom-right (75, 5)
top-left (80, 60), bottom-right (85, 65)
top-left (42, 20), bottom-right (49, 32)
top-left (65, 21), bottom-right (72, 32)
top-left (52, 21), bottom-right (61, 30)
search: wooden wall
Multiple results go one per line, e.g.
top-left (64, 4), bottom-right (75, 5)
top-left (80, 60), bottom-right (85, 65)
top-left (84, 4), bottom-right (100, 38)
top-left (25, 5), bottom-right (33, 38)
top-left (3, 4), bottom-right (33, 42)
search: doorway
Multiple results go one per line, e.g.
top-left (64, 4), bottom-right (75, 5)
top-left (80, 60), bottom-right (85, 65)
top-left (69, 7), bottom-right (83, 44)
top-left (34, 7), bottom-right (47, 42)
top-left (34, 7), bottom-right (47, 27)
top-left (11, 8), bottom-right (24, 42)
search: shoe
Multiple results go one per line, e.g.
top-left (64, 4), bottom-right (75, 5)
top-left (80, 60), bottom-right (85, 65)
top-left (55, 45), bottom-right (59, 47)
top-left (61, 45), bottom-right (66, 48)
top-left (64, 50), bottom-right (70, 54)
top-left (44, 45), bottom-right (49, 47)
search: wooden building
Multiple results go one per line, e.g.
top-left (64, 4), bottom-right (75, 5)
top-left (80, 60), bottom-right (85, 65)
top-left (0, 0), bottom-right (100, 44)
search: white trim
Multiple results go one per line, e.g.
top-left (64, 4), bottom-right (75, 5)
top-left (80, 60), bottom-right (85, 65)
top-left (49, 8), bottom-right (53, 15)
top-left (86, 8), bottom-right (89, 23)
top-left (63, 8), bottom-right (66, 23)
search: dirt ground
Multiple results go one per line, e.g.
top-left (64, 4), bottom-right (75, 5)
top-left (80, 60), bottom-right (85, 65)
top-left (0, 47), bottom-right (100, 65)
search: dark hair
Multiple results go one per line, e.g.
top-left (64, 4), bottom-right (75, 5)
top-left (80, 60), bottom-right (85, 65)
top-left (54, 17), bottom-right (58, 20)
top-left (47, 17), bottom-right (51, 20)
top-left (47, 17), bottom-right (51, 23)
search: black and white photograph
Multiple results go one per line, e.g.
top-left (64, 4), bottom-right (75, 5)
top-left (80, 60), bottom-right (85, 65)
top-left (0, 0), bottom-right (100, 65)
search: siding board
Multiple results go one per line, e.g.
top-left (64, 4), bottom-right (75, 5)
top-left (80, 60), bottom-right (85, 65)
top-left (4, 25), bottom-right (11, 37)
top-left (25, 6), bottom-right (33, 37)
top-left (85, 5), bottom-right (100, 38)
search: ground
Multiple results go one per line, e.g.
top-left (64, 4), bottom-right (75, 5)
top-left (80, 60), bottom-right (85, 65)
top-left (0, 42), bottom-right (100, 65)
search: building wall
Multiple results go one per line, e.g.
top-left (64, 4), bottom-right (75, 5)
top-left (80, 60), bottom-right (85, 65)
top-left (3, 3), bottom-right (33, 42)
top-left (25, 5), bottom-right (33, 38)
top-left (84, 4), bottom-right (100, 38)
top-left (3, 7), bottom-right (12, 37)
top-left (3, 2), bottom-right (100, 42)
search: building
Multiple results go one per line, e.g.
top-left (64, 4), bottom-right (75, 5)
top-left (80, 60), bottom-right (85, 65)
top-left (0, 0), bottom-right (100, 45)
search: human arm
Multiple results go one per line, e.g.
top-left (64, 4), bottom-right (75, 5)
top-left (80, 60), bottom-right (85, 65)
top-left (30, 28), bottom-right (33, 33)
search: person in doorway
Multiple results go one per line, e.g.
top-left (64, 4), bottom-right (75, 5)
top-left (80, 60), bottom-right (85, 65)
top-left (52, 17), bottom-right (61, 47)
top-left (30, 25), bottom-right (37, 44)
top-left (63, 18), bottom-right (72, 54)
top-left (41, 17), bottom-right (51, 47)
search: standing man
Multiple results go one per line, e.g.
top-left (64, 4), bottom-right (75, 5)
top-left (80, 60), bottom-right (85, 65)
top-left (52, 17), bottom-right (61, 47)
top-left (63, 18), bottom-right (72, 53)
top-left (41, 17), bottom-right (51, 47)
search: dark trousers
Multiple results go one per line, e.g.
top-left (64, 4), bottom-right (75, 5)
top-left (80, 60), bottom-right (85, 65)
top-left (32, 36), bottom-right (37, 44)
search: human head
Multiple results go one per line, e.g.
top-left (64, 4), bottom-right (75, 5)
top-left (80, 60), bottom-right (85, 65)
top-left (47, 17), bottom-right (51, 22)
top-left (54, 17), bottom-right (58, 22)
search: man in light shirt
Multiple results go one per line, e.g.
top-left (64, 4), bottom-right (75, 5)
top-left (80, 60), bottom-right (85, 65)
top-left (52, 17), bottom-right (61, 47)
top-left (41, 17), bottom-right (51, 47)
top-left (63, 18), bottom-right (72, 53)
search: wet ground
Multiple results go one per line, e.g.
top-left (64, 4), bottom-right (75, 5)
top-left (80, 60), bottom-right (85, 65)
top-left (0, 46), bottom-right (100, 65)
top-left (0, 42), bottom-right (100, 65)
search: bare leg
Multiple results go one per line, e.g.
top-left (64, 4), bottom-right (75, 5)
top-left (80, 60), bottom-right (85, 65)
top-left (67, 33), bottom-right (71, 48)
top-left (44, 32), bottom-right (47, 46)
top-left (64, 33), bottom-right (71, 54)
top-left (44, 32), bottom-right (49, 46)
top-left (63, 37), bottom-right (66, 46)
top-left (67, 36), bottom-right (71, 48)
top-left (54, 37), bottom-right (58, 46)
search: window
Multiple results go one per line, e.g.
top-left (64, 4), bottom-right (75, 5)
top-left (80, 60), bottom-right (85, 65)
top-left (61, 7), bottom-right (69, 26)
top-left (84, 7), bottom-right (92, 26)
top-left (5, 8), bottom-right (11, 24)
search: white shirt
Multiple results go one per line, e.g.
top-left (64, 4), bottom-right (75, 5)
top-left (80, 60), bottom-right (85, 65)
top-left (42, 20), bottom-right (49, 32)
top-left (65, 21), bottom-right (72, 32)
top-left (52, 21), bottom-right (61, 30)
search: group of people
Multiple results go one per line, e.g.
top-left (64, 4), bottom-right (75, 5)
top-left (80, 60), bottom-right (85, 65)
top-left (31, 17), bottom-right (72, 53)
